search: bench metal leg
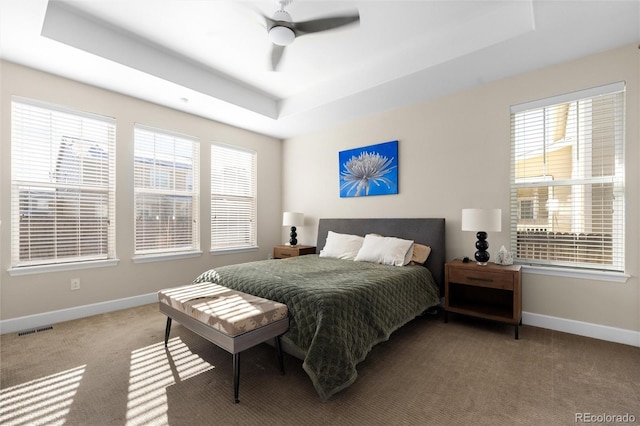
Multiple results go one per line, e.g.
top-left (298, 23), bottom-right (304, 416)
top-left (164, 317), bottom-right (172, 347)
top-left (233, 353), bottom-right (240, 403)
top-left (275, 335), bottom-right (285, 375)
top-left (160, 303), bottom-right (288, 404)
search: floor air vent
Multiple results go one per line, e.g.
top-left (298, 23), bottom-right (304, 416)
top-left (18, 325), bottom-right (53, 336)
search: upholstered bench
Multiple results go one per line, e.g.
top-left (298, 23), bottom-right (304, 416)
top-left (158, 282), bottom-right (289, 403)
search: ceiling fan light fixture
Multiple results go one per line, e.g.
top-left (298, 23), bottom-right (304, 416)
top-left (269, 25), bottom-right (295, 46)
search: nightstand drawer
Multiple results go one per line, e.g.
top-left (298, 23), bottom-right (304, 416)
top-left (273, 245), bottom-right (316, 259)
top-left (448, 268), bottom-right (514, 290)
top-left (273, 246), bottom-right (295, 258)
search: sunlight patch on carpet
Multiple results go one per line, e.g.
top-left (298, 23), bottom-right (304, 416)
top-left (0, 365), bottom-right (85, 426)
top-left (126, 337), bottom-right (214, 426)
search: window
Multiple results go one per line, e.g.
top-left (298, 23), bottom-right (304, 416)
top-left (134, 125), bottom-right (200, 256)
top-left (11, 98), bottom-right (116, 268)
top-left (211, 143), bottom-right (257, 252)
top-left (510, 82), bottom-right (625, 272)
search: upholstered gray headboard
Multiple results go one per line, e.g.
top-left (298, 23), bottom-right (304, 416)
top-left (316, 218), bottom-right (446, 295)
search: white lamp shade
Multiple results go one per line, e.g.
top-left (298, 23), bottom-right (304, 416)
top-left (282, 212), bottom-right (304, 227)
top-left (461, 208), bottom-right (502, 232)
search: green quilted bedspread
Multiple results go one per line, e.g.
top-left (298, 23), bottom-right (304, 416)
top-left (192, 255), bottom-right (440, 401)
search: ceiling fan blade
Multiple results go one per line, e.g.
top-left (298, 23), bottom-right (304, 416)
top-left (293, 13), bottom-right (359, 36)
top-left (264, 15), bottom-right (277, 29)
top-left (271, 44), bottom-right (286, 71)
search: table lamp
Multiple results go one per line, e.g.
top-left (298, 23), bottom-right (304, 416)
top-left (282, 212), bottom-right (304, 246)
top-left (461, 208), bottom-right (502, 265)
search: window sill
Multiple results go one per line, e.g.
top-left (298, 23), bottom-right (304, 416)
top-left (132, 251), bottom-right (202, 264)
top-left (8, 259), bottom-right (120, 276)
top-left (522, 264), bottom-right (630, 283)
top-left (210, 246), bottom-right (259, 255)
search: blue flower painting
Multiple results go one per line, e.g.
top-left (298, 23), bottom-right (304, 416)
top-left (339, 140), bottom-right (398, 197)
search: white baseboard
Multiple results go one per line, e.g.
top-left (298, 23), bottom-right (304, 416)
top-left (523, 311), bottom-right (640, 348)
top-left (2, 298), bottom-right (639, 349)
top-left (0, 293), bottom-right (157, 334)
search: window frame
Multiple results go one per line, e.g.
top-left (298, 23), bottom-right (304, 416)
top-left (132, 124), bottom-right (201, 262)
top-left (210, 142), bottom-right (258, 254)
top-left (9, 97), bottom-right (118, 275)
top-left (509, 82), bottom-right (627, 281)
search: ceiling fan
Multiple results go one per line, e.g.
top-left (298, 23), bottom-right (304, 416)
top-left (263, 0), bottom-right (360, 70)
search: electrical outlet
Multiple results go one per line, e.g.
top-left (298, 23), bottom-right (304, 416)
top-left (70, 278), bottom-right (80, 291)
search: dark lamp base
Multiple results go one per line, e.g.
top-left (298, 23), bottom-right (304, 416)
top-left (289, 226), bottom-right (298, 246)
top-left (474, 231), bottom-right (490, 265)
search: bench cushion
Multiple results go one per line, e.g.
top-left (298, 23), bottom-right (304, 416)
top-left (158, 283), bottom-right (288, 337)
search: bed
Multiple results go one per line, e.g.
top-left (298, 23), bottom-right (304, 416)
top-left (192, 218), bottom-right (445, 401)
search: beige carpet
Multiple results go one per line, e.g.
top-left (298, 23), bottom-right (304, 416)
top-left (1, 304), bottom-right (638, 426)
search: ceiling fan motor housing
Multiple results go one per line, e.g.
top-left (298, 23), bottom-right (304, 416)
top-left (269, 10), bottom-right (295, 46)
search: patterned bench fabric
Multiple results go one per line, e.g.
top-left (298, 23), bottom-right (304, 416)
top-left (158, 282), bottom-right (288, 337)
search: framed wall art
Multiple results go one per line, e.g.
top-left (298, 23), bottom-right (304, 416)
top-left (339, 140), bottom-right (398, 198)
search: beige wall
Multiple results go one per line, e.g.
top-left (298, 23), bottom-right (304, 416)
top-left (282, 44), bottom-right (640, 333)
top-left (0, 61), bottom-right (283, 320)
top-left (2, 45), bottom-right (638, 335)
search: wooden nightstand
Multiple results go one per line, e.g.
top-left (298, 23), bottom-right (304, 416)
top-left (273, 245), bottom-right (316, 259)
top-left (444, 259), bottom-right (522, 339)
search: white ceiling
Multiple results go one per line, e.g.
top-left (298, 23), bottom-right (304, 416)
top-left (1, 0), bottom-right (638, 139)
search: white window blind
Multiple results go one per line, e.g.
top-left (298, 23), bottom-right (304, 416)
top-left (211, 143), bottom-right (257, 251)
top-left (134, 125), bottom-right (200, 255)
top-left (11, 98), bottom-right (116, 267)
top-left (510, 82), bottom-right (625, 272)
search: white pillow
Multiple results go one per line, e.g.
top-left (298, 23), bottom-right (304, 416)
top-left (354, 234), bottom-right (414, 266)
top-left (319, 231), bottom-right (364, 260)
top-left (366, 233), bottom-right (413, 265)
top-left (404, 243), bottom-right (415, 265)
